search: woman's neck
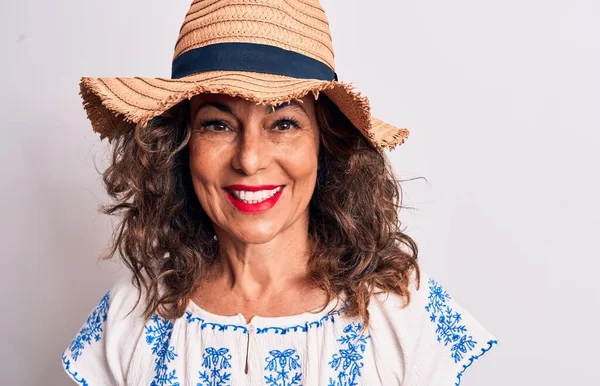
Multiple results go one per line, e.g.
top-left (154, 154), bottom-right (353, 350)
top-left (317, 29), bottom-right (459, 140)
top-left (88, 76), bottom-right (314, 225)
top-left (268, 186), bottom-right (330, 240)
top-left (212, 230), bottom-right (314, 302)
top-left (190, 214), bottom-right (330, 320)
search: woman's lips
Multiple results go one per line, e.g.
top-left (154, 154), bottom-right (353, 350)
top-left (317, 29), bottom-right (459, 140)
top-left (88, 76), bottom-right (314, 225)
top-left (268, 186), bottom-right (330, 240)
top-left (224, 184), bottom-right (283, 192)
top-left (224, 186), bottom-right (284, 214)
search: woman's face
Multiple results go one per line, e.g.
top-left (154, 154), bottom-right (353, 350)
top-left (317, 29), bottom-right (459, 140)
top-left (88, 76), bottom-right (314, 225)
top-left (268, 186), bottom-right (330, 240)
top-left (188, 93), bottom-right (320, 244)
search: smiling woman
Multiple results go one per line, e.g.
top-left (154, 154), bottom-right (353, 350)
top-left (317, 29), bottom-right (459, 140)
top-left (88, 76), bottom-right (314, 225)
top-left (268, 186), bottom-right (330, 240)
top-left (61, 0), bottom-right (497, 385)
top-left (188, 94), bottom-right (319, 220)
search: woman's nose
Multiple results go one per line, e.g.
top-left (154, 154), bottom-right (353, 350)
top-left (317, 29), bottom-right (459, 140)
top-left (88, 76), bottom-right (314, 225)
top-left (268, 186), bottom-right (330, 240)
top-left (231, 125), bottom-right (272, 176)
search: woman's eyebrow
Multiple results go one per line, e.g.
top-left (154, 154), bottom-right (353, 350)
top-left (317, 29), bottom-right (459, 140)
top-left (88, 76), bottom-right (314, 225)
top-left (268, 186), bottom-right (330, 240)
top-left (196, 102), bottom-right (235, 115)
top-left (268, 100), bottom-right (307, 115)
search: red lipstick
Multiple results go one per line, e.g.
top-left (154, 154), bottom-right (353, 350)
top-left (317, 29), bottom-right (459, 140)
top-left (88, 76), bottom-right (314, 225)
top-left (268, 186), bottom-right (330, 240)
top-left (223, 185), bottom-right (284, 214)
top-left (224, 184), bottom-right (281, 192)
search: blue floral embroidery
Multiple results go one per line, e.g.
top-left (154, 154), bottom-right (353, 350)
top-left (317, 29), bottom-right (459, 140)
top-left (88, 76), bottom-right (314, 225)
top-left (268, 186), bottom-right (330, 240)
top-left (258, 310), bottom-right (343, 335)
top-left (68, 291), bottom-right (110, 361)
top-left (185, 312), bottom-right (248, 334)
top-left (145, 315), bottom-right (180, 386)
top-left (185, 309), bottom-right (342, 335)
top-left (455, 340), bottom-right (498, 386)
top-left (425, 278), bottom-right (499, 385)
top-left (264, 349), bottom-right (302, 386)
top-left (425, 278), bottom-right (478, 363)
top-left (198, 347), bottom-right (232, 386)
top-left (61, 354), bottom-right (89, 386)
top-left (328, 323), bottom-right (371, 386)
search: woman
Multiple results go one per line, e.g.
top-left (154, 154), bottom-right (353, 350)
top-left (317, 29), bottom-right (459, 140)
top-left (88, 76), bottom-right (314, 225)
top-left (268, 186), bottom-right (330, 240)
top-left (62, 1), bottom-right (497, 385)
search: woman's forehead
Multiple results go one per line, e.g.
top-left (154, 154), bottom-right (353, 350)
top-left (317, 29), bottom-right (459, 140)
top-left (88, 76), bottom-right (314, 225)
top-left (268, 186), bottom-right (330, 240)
top-left (189, 93), bottom-right (315, 111)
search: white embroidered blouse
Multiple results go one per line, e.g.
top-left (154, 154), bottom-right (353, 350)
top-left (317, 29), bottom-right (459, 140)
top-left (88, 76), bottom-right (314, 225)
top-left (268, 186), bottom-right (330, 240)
top-left (61, 271), bottom-right (497, 386)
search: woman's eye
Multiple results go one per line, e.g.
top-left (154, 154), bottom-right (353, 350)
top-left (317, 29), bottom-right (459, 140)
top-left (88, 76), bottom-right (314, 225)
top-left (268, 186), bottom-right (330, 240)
top-left (273, 118), bottom-right (301, 131)
top-left (200, 120), bottom-right (230, 132)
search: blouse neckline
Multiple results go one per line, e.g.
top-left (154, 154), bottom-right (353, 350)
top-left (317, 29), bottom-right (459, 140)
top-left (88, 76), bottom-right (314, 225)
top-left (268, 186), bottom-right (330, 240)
top-left (185, 295), bottom-right (345, 328)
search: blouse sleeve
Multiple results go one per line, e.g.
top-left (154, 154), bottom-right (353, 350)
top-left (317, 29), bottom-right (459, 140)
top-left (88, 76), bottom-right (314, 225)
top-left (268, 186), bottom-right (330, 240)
top-left (370, 271), bottom-right (498, 386)
top-left (60, 274), bottom-right (144, 385)
top-left (404, 272), bottom-right (498, 386)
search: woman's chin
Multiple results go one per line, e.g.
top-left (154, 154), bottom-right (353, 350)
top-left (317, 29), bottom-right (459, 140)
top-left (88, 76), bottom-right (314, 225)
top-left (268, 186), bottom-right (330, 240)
top-left (225, 224), bottom-right (281, 245)
top-left (232, 234), bottom-right (277, 245)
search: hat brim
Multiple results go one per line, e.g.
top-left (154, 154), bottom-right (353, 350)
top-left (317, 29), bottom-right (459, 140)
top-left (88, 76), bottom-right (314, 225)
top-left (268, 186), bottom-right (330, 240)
top-left (79, 70), bottom-right (409, 150)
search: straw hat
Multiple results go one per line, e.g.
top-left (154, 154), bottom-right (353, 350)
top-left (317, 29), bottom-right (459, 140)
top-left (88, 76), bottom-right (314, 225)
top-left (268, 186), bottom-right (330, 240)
top-left (79, 0), bottom-right (409, 150)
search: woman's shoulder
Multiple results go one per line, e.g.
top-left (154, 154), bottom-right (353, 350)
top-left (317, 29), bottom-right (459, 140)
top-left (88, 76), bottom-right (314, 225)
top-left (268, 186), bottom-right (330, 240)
top-left (367, 270), bottom-right (498, 386)
top-left (61, 273), bottom-right (148, 385)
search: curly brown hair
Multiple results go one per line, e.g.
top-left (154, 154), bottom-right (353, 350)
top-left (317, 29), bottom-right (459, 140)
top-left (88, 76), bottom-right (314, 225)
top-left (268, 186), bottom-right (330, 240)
top-left (98, 93), bottom-right (419, 328)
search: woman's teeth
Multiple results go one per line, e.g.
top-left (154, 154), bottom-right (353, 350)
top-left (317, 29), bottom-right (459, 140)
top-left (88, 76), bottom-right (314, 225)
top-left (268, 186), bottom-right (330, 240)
top-left (230, 186), bottom-right (282, 204)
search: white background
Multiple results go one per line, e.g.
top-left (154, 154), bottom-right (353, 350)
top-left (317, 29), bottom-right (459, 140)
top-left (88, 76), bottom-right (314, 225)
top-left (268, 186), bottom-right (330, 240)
top-left (1, 0), bottom-right (598, 384)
